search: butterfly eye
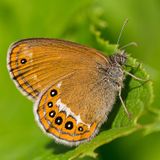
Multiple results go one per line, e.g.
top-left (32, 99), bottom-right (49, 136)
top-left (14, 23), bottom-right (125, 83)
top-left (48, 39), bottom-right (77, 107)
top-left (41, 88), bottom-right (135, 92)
top-left (78, 126), bottom-right (83, 132)
top-left (50, 89), bottom-right (57, 97)
top-left (48, 102), bottom-right (53, 108)
top-left (65, 121), bottom-right (73, 130)
top-left (20, 58), bottom-right (27, 64)
top-left (49, 111), bottom-right (56, 118)
top-left (55, 116), bottom-right (63, 125)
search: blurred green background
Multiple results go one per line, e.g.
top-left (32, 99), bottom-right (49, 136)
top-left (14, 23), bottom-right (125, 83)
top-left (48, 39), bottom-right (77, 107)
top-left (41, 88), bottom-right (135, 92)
top-left (0, 0), bottom-right (160, 159)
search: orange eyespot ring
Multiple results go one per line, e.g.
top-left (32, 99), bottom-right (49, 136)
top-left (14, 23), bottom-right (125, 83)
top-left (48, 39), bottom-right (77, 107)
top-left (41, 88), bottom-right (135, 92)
top-left (65, 121), bottom-right (74, 130)
top-left (52, 111), bottom-right (66, 130)
top-left (55, 116), bottom-right (63, 125)
top-left (76, 123), bottom-right (88, 135)
top-left (47, 101), bottom-right (53, 108)
top-left (50, 89), bottom-right (57, 97)
top-left (45, 105), bottom-right (58, 122)
top-left (20, 58), bottom-right (27, 64)
top-left (61, 116), bottom-right (76, 134)
top-left (46, 87), bottom-right (60, 103)
top-left (49, 110), bottom-right (56, 118)
top-left (78, 126), bottom-right (83, 132)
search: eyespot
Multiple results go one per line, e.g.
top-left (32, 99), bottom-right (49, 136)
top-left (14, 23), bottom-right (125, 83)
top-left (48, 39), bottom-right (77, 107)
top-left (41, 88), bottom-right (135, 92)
top-left (55, 116), bottom-right (63, 125)
top-left (76, 123), bottom-right (88, 135)
top-left (21, 58), bottom-right (27, 64)
top-left (49, 111), bottom-right (56, 118)
top-left (65, 121), bottom-right (73, 130)
top-left (50, 89), bottom-right (57, 97)
top-left (48, 102), bottom-right (53, 108)
top-left (78, 126), bottom-right (83, 132)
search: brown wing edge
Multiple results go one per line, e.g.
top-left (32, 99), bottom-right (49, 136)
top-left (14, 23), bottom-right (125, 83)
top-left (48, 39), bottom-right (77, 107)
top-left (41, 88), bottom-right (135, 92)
top-left (7, 39), bottom-right (36, 101)
top-left (6, 38), bottom-right (57, 101)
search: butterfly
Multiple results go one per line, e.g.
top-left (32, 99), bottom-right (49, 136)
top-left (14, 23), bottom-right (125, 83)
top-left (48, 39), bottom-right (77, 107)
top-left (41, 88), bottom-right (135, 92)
top-left (7, 38), bottom-right (142, 146)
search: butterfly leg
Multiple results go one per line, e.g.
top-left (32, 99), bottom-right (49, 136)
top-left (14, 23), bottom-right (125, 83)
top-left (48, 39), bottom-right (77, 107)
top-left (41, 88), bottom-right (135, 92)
top-left (124, 70), bottom-right (148, 82)
top-left (118, 88), bottom-right (131, 119)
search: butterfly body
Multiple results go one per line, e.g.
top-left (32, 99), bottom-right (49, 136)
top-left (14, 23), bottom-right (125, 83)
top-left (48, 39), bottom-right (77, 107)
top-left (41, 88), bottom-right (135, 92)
top-left (7, 38), bottom-right (127, 146)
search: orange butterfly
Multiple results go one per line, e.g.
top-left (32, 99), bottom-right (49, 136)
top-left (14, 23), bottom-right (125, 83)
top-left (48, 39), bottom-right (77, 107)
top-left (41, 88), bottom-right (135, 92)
top-left (7, 38), bottom-right (143, 146)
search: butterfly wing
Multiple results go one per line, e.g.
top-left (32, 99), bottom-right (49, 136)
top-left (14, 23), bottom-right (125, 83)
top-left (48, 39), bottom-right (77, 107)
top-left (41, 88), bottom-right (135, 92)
top-left (7, 38), bottom-right (107, 100)
top-left (34, 65), bottom-right (117, 146)
top-left (8, 38), bottom-right (117, 145)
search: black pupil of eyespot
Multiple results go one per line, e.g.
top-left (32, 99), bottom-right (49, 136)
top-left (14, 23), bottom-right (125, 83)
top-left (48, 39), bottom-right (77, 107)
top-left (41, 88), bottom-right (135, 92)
top-left (65, 121), bottom-right (73, 130)
top-left (48, 102), bottom-right (53, 107)
top-left (55, 116), bottom-right (63, 125)
top-left (78, 126), bottom-right (83, 132)
top-left (21, 59), bottom-right (27, 64)
top-left (49, 111), bottom-right (55, 118)
top-left (50, 89), bottom-right (57, 97)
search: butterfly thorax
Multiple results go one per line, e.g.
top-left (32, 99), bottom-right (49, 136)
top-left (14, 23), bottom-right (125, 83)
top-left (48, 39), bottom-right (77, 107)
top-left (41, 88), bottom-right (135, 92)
top-left (105, 51), bottom-right (127, 91)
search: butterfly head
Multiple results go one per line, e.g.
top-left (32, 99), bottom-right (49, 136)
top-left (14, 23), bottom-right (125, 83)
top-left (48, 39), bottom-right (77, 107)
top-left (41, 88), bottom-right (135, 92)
top-left (109, 50), bottom-right (127, 66)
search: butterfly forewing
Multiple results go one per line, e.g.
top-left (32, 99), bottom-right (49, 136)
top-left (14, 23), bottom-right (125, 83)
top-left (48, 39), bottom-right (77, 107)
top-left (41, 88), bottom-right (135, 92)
top-left (7, 38), bottom-right (107, 100)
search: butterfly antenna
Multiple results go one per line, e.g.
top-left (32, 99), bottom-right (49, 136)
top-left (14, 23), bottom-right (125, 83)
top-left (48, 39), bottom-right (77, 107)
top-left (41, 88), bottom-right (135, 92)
top-left (114, 18), bottom-right (129, 52)
top-left (120, 42), bottom-right (138, 50)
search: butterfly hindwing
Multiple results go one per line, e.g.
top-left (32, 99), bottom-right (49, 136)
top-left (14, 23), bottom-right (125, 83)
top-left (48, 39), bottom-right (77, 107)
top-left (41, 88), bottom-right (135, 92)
top-left (34, 66), bottom-right (117, 146)
top-left (34, 82), bottom-right (98, 146)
